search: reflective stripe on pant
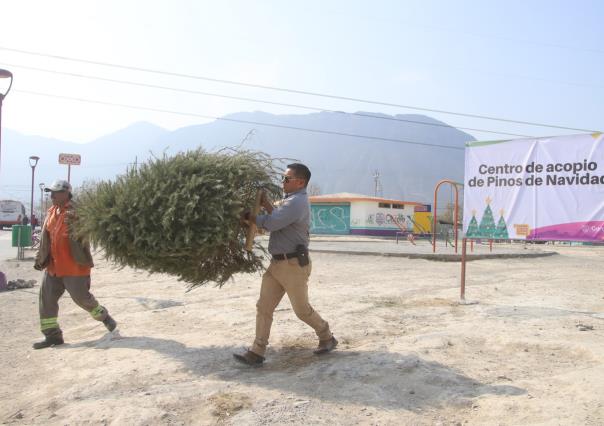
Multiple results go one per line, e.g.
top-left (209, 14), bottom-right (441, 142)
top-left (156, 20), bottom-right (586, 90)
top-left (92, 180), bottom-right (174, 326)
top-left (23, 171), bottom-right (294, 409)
top-left (38, 272), bottom-right (108, 338)
top-left (251, 258), bottom-right (332, 356)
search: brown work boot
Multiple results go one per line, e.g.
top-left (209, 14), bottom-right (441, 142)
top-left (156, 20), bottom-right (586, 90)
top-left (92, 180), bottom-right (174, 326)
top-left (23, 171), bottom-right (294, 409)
top-left (314, 336), bottom-right (338, 355)
top-left (103, 315), bottom-right (117, 332)
top-left (233, 350), bottom-right (265, 367)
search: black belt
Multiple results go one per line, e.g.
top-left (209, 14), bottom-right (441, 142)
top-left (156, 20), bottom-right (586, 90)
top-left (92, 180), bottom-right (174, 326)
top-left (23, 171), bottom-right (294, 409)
top-left (272, 252), bottom-right (298, 261)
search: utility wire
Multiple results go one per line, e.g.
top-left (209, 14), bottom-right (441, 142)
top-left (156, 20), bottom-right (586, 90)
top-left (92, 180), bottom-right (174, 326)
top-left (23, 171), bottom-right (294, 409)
top-left (0, 46), bottom-right (598, 133)
top-left (15, 89), bottom-right (466, 151)
top-left (1, 62), bottom-right (532, 138)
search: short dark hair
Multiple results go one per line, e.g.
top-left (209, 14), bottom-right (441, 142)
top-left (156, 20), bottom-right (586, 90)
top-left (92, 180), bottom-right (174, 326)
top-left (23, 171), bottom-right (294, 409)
top-left (287, 163), bottom-right (311, 187)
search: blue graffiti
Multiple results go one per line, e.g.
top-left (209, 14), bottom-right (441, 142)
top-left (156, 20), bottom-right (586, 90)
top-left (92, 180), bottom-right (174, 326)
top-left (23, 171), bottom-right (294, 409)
top-left (311, 205), bottom-right (350, 234)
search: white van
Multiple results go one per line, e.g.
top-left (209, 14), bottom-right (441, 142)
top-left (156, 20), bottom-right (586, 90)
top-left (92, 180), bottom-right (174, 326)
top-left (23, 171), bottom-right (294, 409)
top-left (0, 200), bottom-right (26, 228)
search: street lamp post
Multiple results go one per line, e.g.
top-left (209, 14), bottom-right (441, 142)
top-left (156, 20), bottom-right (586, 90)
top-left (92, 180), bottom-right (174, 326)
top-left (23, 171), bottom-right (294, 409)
top-left (29, 156), bottom-right (39, 224)
top-left (39, 182), bottom-right (45, 226)
top-left (0, 69), bottom-right (13, 181)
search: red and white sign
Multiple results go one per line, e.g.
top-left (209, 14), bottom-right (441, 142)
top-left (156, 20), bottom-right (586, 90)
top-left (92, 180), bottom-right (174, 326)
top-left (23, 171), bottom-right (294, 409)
top-left (58, 153), bottom-right (81, 165)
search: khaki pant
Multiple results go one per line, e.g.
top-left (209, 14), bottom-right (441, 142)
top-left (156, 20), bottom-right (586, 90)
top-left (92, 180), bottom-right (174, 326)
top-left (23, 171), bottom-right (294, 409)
top-left (251, 258), bottom-right (332, 356)
top-left (39, 272), bottom-right (109, 339)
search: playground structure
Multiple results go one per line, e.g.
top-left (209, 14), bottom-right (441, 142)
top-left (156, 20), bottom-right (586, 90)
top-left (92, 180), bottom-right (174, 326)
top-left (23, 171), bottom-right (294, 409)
top-left (407, 214), bottom-right (431, 236)
top-left (386, 214), bottom-right (415, 244)
top-left (432, 179), bottom-right (463, 253)
top-left (387, 214), bottom-right (432, 244)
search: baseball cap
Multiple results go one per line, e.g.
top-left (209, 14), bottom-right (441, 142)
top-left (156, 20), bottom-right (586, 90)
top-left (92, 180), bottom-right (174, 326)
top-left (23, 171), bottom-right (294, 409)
top-left (44, 180), bottom-right (72, 193)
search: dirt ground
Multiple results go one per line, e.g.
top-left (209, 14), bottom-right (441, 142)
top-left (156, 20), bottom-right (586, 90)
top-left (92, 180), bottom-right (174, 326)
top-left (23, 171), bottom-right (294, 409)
top-left (1, 242), bottom-right (603, 425)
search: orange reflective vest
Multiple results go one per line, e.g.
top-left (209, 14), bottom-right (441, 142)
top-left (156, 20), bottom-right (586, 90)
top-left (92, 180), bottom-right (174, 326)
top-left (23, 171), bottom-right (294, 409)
top-left (45, 204), bottom-right (91, 277)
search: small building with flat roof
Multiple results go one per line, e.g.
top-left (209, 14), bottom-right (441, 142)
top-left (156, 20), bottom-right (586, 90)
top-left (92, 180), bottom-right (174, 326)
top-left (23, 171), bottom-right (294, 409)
top-left (309, 192), bottom-right (431, 237)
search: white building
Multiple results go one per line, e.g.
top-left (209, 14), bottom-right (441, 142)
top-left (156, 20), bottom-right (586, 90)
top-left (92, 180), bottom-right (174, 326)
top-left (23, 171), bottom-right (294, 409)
top-left (309, 193), bottom-right (430, 236)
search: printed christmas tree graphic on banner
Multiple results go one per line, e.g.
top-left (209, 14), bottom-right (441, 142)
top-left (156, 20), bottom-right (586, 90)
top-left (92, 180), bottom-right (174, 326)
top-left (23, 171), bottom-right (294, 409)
top-left (493, 209), bottom-right (509, 239)
top-left (465, 210), bottom-right (479, 238)
top-left (477, 197), bottom-right (496, 238)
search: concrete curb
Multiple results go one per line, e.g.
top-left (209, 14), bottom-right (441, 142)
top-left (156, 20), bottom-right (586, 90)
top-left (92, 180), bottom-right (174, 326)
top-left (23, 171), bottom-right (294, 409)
top-left (309, 249), bottom-right (558, 262)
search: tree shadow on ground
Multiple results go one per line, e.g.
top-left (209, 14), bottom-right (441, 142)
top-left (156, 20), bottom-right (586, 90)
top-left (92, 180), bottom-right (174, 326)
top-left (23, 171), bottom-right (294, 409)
top-left (72, 334), bottom-right (525, 412)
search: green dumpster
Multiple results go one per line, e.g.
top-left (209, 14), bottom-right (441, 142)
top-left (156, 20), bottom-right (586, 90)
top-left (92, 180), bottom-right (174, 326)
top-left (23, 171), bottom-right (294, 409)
top-left (12, 225), bottom-right (32, 247)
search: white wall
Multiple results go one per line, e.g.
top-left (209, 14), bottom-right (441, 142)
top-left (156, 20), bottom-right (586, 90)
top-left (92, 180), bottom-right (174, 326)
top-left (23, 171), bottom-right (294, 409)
top-left (350, 201), bottom-right (415, 231)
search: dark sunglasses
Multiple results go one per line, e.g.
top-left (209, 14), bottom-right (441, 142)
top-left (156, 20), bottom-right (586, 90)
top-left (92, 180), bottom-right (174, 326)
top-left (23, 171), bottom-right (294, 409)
top-left (281, 175), bottom-right (301, 183)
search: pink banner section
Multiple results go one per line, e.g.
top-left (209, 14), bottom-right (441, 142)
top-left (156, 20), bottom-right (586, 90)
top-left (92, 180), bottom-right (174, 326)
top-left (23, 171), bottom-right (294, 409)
top-left (527, 221), bottom-right (604, 242)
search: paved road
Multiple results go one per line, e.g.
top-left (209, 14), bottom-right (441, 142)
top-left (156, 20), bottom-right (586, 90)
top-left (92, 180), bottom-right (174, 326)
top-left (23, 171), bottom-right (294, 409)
top-left (0, 228), bottom-right (38, 262)
top-left (0, 229), bottom-right (17, 261)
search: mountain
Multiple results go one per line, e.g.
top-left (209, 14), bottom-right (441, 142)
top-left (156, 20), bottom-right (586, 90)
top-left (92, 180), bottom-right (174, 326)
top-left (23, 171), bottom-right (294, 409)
top-left (1, 112), bottom-right (473, 207)
top-left (0, 122), bottom-right (168, 202)
top-left (157, 111), bottom-right (473, 203)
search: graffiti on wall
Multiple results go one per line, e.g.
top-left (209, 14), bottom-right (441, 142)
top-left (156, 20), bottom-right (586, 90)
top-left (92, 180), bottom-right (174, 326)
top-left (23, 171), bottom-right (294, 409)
top-left (365, 212), bottom-right (412, 229)
top-left (311, 204), bottom-right (350, 234)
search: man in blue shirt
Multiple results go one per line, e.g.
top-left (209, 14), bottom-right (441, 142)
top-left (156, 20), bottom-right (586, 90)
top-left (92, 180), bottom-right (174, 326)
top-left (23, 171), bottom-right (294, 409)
top-left (234, 163), bottom-right (337, 366)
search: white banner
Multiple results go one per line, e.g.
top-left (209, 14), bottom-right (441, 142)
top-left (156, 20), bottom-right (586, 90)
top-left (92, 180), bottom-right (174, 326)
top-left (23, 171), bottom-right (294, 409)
top-left (463, 132), bottom-right (604, 242)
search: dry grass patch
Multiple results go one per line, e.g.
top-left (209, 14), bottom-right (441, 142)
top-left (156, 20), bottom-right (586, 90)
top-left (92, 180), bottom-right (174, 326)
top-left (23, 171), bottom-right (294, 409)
top-left (208, 392), bottom-right (252, 421)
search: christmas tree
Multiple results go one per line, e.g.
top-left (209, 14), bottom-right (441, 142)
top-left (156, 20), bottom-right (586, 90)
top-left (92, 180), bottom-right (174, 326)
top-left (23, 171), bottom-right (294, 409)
top-left (477, 197), bottom-right (496, 238)
top-left (465, 210), bottom-right (479, 238)
top-left (72, 148), bottom-right (282, 288)
top-left (493, 209), bottom-right (509, 239)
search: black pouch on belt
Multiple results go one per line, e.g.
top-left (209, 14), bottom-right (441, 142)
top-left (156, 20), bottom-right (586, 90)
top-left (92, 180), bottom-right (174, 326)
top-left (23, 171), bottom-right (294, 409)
top-left (296, 244), bottom-right (309, 266)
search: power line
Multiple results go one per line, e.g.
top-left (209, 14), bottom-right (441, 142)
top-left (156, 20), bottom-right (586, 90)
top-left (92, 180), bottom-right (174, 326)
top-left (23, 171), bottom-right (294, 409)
top-left (1, 62), bottom-right (532, 138)
top-left (0, 46), bottom-right (599, 133)
top-left (15, 89), bottom-right (466, 151)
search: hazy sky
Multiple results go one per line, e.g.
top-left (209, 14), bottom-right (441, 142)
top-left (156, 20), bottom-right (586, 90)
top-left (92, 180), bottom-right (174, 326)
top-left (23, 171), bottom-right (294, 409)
top-left (0, 0), bottom-right (602, 143)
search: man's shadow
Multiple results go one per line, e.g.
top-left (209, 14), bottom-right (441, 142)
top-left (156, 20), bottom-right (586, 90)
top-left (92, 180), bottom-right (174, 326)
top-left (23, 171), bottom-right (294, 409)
top-left (67, 334), bottom-right (525, 411)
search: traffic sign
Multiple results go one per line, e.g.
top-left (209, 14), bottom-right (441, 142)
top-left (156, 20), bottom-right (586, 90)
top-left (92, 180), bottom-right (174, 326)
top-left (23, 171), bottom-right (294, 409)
top-left (58, 153), bottom-right (81, 165)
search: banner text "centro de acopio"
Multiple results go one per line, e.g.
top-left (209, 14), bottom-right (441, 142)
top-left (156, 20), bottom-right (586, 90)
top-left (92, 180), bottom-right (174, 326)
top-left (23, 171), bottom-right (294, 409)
top-left (467, 160), bottom-right (604, 187)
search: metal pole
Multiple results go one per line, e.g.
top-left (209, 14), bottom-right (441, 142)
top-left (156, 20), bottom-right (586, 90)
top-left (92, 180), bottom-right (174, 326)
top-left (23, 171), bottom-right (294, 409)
top-left (432, 184), bottom-right (439, 253)
top-left (39, 186), bottom-right (44, 225)
top-left (453, 185), bottom-right (459, 254)
top-left (68, 164), bottom-right (71, 183)
top-left (30, 164), bottom-right (35, 222)
top-left (17, 226), bottom-right (22, 260)
top-left (460, 237), bottom-right (467, 301)
top-left (0, 69), bottom-right (13, 183)
top-left (433, 179), bottom-right (461, 253)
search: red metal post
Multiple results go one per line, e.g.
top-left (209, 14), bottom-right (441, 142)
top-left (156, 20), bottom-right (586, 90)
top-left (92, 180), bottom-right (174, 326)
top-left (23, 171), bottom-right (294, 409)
top-left (452, 184), bottom-right (459, 254)
top-left (460, 237), bottom-right (467, 301)
top-left (432, 184), bottom-right (439, 253)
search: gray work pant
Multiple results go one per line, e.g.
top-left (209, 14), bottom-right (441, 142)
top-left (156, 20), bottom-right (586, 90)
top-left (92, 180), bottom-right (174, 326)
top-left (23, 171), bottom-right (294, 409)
top-left (39, 272), bottom-right (109, 338)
